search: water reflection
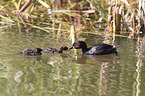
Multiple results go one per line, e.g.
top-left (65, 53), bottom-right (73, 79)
top-left (73, 54), bottom-right (120, 95)
top-left (73, 54), bottom-right (118, 64)
top-left (1, 30), bottom-right (145, 95)
top-left (20, 55), bottom-right (42, 61)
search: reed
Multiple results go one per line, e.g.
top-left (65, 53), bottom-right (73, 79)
top-left (115, 7), bottom-right (121, 33)
top-left (70, 24), bottom-right (78, 59)
top-left (0, 0), bottom-right (144, 39)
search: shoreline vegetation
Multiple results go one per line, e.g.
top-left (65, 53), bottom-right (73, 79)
top-left (0, 0), bottom-right (144, 39)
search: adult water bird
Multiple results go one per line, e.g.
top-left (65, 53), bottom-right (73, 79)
top-left (69, 41), bottom-right (118, 56)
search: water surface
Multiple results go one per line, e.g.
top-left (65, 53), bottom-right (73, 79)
top-left (0, 29), bottom-right (145, 96)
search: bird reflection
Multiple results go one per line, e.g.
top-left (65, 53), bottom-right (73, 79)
top-left (72, 54), bottom-right (119, 64)
top-left (22, 55), bottom-right (42, 61)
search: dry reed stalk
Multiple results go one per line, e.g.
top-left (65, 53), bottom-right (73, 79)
top-left (108, 1), bottom-right (113, 33)
top-left (112, 6), bottom-right (116, 42)
top-left (18, 0), bottom-right (36, 14)
top-left (70, 24), bottom-right (75, 44)
top-left (115, 7), bottom-right (121, 34)
top-left (70, 24), bottom-right (77, 59)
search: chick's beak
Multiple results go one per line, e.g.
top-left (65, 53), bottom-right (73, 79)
top-left (69, 46), bottom-right (74, 49)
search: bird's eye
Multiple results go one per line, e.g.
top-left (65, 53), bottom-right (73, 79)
top-left (76, 43), bottom-right (80, 47)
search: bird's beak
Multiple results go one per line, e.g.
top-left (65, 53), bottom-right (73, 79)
top-left (69, 46), bottom-right (74, 49)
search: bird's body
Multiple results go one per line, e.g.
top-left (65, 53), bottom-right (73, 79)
top-left (19, 48), bottom-right (42, 56)
top-left (44, 46), bottom-right (68, 53)
top-left (70, 41), bottom-right (118, 56)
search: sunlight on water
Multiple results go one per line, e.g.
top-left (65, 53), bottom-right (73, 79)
top-left (14, 71), bottom-right (23, 82)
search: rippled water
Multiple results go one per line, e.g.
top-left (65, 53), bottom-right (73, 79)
top-left (0, 29), bottom-right (145, 96)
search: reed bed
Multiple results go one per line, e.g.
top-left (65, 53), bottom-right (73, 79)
top-left (0, 0), bottom-right (144, 39)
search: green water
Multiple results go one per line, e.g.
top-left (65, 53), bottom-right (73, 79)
top-left (0, 29), bottom-right (145, 96)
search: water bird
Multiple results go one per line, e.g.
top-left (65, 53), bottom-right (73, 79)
top-left (69, 41), bottom-right (118, 56)
top-left (19, 48), bottom-right (42, 56)
top-left (44, 46), bottom-right (68, 53)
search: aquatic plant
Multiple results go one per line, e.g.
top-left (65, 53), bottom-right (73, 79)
top-left (0, 0), bottom-right (144, 39)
